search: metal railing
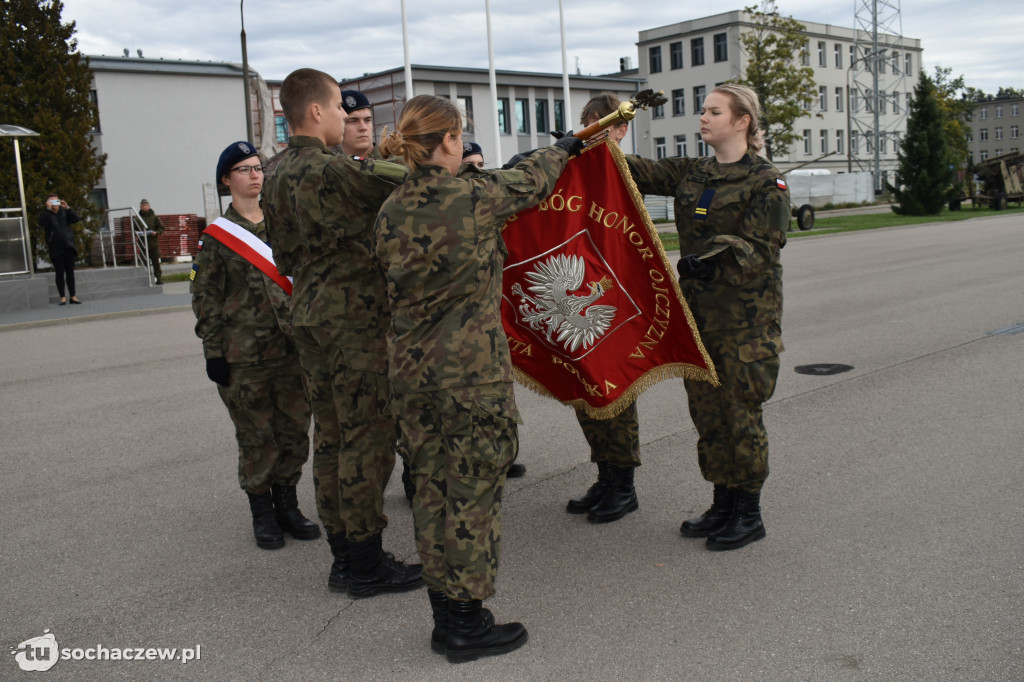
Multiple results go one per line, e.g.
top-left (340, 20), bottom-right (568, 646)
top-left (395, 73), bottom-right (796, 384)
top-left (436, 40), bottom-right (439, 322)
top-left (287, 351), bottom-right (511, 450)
top-left (98, 206), bottom-right (155, 286)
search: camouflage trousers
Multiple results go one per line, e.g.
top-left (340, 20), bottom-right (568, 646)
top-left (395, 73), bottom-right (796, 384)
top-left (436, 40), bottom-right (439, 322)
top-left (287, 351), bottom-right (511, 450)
top-left (215, 357), bottom-right (311, 495)
top-left (575, 401), bottom-right (641, 468)
top-left (292, 326), bottom-right (395, 541)
top-left (684, 326), bottom-right (780, 493)
top-left (394, 384), bottom-right (519, 601)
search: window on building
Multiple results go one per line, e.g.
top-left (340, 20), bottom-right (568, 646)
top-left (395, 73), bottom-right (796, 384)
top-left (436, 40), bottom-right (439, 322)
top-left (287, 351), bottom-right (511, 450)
top-left (980, 149), bottom-right (989, 161)
top-left (891, 52), bottom-right (900, 74)
top-left (674, 134), bottom-right (687, 157)
top-left (820, 129), bottom-right (828, 154)
top-left (904, 53), bottom-right (911, 75)
top-left (851, 130), bottom-right (859, 153)
top-left (879, 93), bottom-right (886, 114)
top-left (995, 127), bottom-right (1003, 140)
top-left (535, 99), bottom-right (548, 135)
top-left (817, 41), bottom-right (826, 67)
top-left (672, 88), bottom-right (685, 116)
top-left (554, 100), bottom-right (565, 133)
top-left (1012, 104), bottom-right (1020, 116)
top-left (652, 104), bottom-right (665, 119)
top-left (879, 134), bottom-right (886, 154)
top-left (835, 129), bottom-right (844, 154)
top-left (801, 40), bottom-right (809, 66)
top-left (649, 45), bottom-right (662, 73)
top-left (834, 44), bottom-right (843, 68)
top-left (980, 107), bottom-right (988, 120)
top-left (1011, 125), bottom-right (1019, 139)
top-left (996, 105), bottom-right (1003, 118)
top-left (693, 85), bottom-right (706, 113)
top-left (497, 98), bottom-right (510, 134)
top-left (655, 137), bottom-right (667, 159)
top-left (877, 54), bottom-right (886, 75)
top-left (457, 96), bottom-right (474, 132)
top-left (851, 89), bottom-right (860, 113)
top-left (670, 41), bottom-right (683, 69)
top-left (980, 128), bottom-right (988, 141)
top-left (691, 37), bottom-right (705, 66)
top-left (994, 148), bottom-right (1003, 155)
top-left (906, 92), bottom-right (912, 111)
top-left (713, 33), bottom-right (728, 62)
top-left (835, 87), bottom-right (844, 112)
top-left (966, 130), bottom-right (973, 143)
top-left (803, 129), bottom-right (812, 154)
top-left (88, 188), bottom-right (108, 211)
top-left (850, 45), bottom-right (856, 70)
top-left (89, 89), bottom-right (101, 133)
top-left (866, 133), bottom-right (874, 154)
top-left (275, 115), bottom-right (290, 143)
top-left (515, 98), bottom-right (529, 134)
top-left (696, 133), bottom-right (708, 157)
top-left (819, 86), bottom-right (827, 111)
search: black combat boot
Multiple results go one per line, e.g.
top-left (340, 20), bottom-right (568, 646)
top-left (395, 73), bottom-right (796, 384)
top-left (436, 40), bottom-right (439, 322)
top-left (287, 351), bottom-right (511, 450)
top-left (587, 465), bottom-right (639, 523)
top-left (445, 599), bottom-right (527, 663)
top-left (246, 491), bottom-right (285, 550)
top-left (706, 489), bottom-right (766, 551)
top-left (429, 590), bottom-right (495, 654)
top-left (271, 484), bottom-right (321, 540)
top-left (566, 462), bottom-right (612, 513)
top-left (326, 532), bottom-right (349, 593)
top-left (346, 533), bottom-right (424, 599)
top-left (680, 484), bottom-right (735, 538)
top-left (507, 462), bottom-right (526, 478)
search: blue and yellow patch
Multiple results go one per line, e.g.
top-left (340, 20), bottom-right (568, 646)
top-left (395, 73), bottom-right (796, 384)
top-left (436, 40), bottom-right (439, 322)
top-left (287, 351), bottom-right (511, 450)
top-left (693, 189), bottom-right (715, 220)
top-left (189, 263), bottom-right (198, 281)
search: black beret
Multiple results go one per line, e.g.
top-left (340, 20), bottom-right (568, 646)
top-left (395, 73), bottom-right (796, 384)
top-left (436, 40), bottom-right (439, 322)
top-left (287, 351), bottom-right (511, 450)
top-left (216, 140), bottom-right (259, 185)
top-left (341, 90), bottom-right (371, 114)
top-left (462, 141), bottom-right (483, 159)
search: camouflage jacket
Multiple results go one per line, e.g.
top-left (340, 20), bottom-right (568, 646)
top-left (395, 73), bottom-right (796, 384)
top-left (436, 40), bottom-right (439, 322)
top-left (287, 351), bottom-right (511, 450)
top-left (139, 209), bottom-right (165, 249)
top-left (374, 146), bottom-right (569, 397)
top-left (628, 150), bottom-right (788, 338)
top-left (190, 204), bottom-right (295, 364)
top-left (262, 135), bottom-right (407, 338)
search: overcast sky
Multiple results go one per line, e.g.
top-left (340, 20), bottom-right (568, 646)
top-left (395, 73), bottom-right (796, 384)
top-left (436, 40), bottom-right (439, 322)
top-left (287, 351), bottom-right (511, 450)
top-left (60, 0), bottom-right (1021, 94)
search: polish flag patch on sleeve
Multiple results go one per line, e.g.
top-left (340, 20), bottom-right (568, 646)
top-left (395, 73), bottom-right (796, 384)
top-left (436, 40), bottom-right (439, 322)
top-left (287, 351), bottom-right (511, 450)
top-left (776, 178), bottom-right (788, 190)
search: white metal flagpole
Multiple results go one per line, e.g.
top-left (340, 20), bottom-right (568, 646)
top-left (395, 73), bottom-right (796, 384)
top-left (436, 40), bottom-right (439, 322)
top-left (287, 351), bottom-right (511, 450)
top-left (401, 0), bottom-right (414, 99)
top-left (559, 0), bottom-right (572, 132)
top-left (486, 0), bottom-right (501, 163)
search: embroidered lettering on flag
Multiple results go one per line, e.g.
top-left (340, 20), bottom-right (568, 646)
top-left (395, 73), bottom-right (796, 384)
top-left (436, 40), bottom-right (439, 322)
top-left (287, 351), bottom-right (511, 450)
top-left (501, 140), bottom-right (718, 419)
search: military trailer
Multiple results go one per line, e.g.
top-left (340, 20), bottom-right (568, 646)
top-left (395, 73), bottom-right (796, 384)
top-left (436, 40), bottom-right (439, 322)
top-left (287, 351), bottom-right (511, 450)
top-left (949, 151), bottom-right (1024, 211)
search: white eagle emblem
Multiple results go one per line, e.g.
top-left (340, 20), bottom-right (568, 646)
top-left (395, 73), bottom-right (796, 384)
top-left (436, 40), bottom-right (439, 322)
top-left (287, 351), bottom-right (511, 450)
top-left (511, 254), bottom-right (617, 352)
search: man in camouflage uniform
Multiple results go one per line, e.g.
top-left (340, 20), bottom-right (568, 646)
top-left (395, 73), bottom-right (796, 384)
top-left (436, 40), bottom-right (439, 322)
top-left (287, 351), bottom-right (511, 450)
top-left (191, 140), bottom-right (319, 550)
top-left (262, 68), bottom-right (422, 598)
top-left (565, 93), bottom-right (642, 524)
top-left (627, 84), bottom-right (788, 551)
top-left (138, 199), bottom-right (165, 284)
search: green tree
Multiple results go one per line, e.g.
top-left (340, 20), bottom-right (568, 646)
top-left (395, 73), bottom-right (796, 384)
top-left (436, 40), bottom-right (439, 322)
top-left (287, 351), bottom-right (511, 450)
top-left (889, 72), bottom-right (953, 215)
top-left (930, 66), bottom-right (972, 179)
top-left (0, 0), bottom-right (106, 266)
top-left (735, 0), bottom-right (817, 160)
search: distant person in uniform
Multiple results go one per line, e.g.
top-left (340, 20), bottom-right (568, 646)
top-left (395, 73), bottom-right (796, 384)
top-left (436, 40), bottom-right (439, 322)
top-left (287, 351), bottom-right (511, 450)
top-left (627, 84), bottom-right (788, 551)
top-left (461, 141), bottom-right (485, 169)
top-left (375, 94), bottom-right (582, 662)
top-left (190, 140), bottom-right (319, 551)
top-left (38, 194), bottom-right (81, 305)
top-left (263, 68), bottom-right (422, 599)
top-left (138, 199), bottom-right (165, 285)
top-left (337, 89), bottom-right (376, 159)
top-left (564, 93), bottom-right (641, 524)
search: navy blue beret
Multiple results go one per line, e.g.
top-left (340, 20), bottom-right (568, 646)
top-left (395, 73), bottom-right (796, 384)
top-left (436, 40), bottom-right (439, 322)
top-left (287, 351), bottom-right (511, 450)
top-left (462, 141), bottom-right (483, 159)
top-left (216, 140), bottom-right (259, 185)
top-left (341, 89), bottom-right (371, 114)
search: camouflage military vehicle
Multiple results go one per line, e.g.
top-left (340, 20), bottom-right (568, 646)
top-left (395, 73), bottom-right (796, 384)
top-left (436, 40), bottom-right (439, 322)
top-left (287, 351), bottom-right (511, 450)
top-left (949, 151), bottom-right (1024, 211)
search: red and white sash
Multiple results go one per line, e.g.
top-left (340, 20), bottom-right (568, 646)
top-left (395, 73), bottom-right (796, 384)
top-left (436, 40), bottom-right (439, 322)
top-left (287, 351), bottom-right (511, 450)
top-left (202, 216), bottom-right (293, 295)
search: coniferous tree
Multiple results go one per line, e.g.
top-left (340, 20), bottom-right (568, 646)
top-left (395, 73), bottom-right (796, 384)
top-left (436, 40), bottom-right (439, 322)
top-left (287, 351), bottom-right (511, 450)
top-left (0, 0), bottom-right (106, 265)
top-left (889, 72), bottom-right (952, 215)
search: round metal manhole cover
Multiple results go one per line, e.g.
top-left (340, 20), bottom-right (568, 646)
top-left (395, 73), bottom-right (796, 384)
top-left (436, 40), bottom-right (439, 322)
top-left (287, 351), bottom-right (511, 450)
top-left (794, 363), bottom-right (854, 376)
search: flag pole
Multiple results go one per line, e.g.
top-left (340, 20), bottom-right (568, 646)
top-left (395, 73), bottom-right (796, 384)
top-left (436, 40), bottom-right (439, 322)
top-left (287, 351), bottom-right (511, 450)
top-left (559, 0), bottom-right (572, 132)
top-left (401, 0), bottom-right (414, 99)
top-left (486, 0), bottom-right (501, 163)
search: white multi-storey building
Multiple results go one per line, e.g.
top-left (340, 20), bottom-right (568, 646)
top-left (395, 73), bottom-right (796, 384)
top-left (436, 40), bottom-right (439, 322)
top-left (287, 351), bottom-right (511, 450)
top-left (629, 10), bottom-right (922, 186)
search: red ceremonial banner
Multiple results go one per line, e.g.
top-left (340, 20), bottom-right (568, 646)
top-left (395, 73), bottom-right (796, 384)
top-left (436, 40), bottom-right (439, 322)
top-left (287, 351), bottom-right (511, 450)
top-left (501, 139), bottom-right (718, 419)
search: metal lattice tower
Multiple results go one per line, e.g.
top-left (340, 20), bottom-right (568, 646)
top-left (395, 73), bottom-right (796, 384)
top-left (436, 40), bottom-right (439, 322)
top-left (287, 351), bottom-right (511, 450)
top-left (850, 0), bottom-right (908, 192)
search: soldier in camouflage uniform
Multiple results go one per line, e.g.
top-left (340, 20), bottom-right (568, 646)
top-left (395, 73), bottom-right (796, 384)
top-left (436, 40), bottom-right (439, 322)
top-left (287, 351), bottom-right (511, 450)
top-left (566, 93), bottom-right (642, 524)
top-left (261, 68), bottom-right (422, 598)
top-left (375, 95), bottom-right (582, 662)
top-left (191, 140), bottom-right (320, 551)
top-left (138, 199), bottom-right (165, 284)
top-left (627, 84), bottom-right (788, 551)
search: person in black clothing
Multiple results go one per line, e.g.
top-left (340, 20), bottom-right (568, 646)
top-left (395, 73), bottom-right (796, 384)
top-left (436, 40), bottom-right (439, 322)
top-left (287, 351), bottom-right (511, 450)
top-left (39, 194), bottom-right (81, 305)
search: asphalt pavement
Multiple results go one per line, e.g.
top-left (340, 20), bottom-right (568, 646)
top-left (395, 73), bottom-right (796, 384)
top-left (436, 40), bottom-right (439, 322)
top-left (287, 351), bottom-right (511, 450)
top-left (2, 213), bottom-right (1022, 681)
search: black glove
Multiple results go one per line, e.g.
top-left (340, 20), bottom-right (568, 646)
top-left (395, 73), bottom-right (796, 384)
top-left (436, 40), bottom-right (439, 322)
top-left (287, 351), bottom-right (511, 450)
top-left (549, 130), bottom-right (566, 140)
top-left (206, 356), bottom-right (230, 387)
top-left (502, 149), bottom-right (538, 170)
top-left (553, 131), bottom-right (584, 157)
top-left (677, 254), bottom-right (716, 282)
